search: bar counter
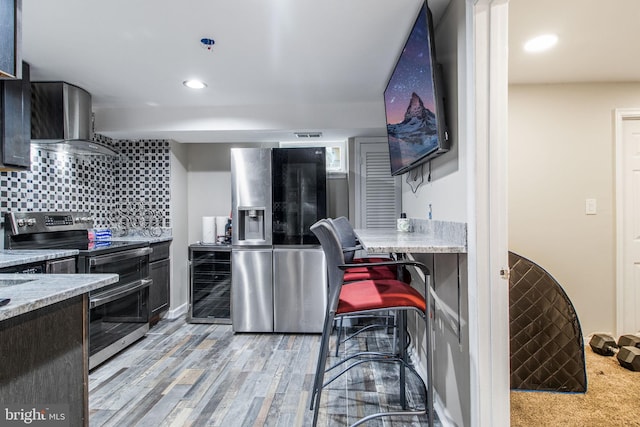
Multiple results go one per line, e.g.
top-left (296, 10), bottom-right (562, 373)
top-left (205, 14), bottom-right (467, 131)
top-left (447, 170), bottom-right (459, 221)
top-left (353, 220), bottom-right (467, 427)
top-left (354, 219), bottom-right (467, 254)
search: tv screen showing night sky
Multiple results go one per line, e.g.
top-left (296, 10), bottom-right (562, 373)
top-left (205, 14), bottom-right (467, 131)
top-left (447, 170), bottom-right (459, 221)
top-left (384, 3), bottom-right (440, 175)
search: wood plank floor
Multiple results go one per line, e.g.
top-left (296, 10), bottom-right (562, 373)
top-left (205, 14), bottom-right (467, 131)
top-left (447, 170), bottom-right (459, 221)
top-left (89, 318), bottom-right (436, 426)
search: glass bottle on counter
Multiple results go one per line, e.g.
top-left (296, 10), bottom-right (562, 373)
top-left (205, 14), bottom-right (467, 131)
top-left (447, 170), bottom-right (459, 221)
top-left (224, 218), bottom-right (232, 244)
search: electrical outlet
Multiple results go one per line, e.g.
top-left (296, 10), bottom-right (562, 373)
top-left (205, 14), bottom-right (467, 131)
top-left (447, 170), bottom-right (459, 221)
top-left (585, 198), bottom-right (597, 215)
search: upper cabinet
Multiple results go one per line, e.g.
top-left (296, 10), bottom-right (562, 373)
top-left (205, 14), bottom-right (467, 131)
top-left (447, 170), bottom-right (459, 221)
top-left (0, 0), bottom-right (22, 79)
top-left (0, 61), bottom-right (31, 170)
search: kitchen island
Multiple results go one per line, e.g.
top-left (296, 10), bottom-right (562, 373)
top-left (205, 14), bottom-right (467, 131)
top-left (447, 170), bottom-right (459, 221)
top-left (0, 273), bottom-right (118, 427)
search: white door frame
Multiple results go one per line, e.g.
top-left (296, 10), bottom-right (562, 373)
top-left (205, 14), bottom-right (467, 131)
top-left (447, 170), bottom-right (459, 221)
top-left (615, 108), bottom-right (640, 336)
top-left (469, 0), bottom-right (510, 426)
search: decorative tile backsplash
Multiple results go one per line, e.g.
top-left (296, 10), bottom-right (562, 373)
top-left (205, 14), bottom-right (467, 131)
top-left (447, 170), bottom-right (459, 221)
top-left (0, 135), bottom-right (171, 228)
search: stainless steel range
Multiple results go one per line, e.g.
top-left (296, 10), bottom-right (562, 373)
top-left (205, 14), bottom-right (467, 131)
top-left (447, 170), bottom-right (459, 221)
top-left (4, 211), bottom-right (152, 369)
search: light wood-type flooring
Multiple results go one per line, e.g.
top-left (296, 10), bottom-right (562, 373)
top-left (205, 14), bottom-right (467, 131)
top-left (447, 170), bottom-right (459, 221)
top-left (89, 318), bottom-right (435, 426)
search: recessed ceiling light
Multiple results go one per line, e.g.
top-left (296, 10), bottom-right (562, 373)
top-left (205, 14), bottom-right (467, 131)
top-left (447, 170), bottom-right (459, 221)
top-left (183, 80), bottom-right (207, 89)
top-left (524, 34), bottom-right (558, 53)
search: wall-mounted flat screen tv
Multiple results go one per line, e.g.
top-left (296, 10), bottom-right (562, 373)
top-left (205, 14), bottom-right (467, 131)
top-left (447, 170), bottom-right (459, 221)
top-left (383, 1), bottom-right (449, 176)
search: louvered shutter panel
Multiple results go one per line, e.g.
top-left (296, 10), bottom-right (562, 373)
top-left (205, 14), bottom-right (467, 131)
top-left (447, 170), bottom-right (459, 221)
top-left (360, 144), bottom-right (401, 229)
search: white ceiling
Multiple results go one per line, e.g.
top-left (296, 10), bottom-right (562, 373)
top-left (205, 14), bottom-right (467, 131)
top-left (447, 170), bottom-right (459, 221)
top-left (509, 0), bottom-right (640, 84)
top-left (21, 0), bottom-right (640, 144)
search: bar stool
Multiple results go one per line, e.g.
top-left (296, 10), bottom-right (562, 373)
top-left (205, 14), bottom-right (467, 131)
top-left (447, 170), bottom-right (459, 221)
top-left (309, 219), bottom-right (434, 427)
top-left (327, 217), bottom-right (411, 356)
top-left (329, 216), bottom-right (409, 281)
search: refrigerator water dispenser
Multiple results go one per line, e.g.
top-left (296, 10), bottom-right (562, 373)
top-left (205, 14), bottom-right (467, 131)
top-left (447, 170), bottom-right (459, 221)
top-left (238, 207), bottom-right (266, 241)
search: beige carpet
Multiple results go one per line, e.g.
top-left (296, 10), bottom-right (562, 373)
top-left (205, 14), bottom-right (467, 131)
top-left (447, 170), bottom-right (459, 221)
top-left (511, 347), bottom-right (640, 426)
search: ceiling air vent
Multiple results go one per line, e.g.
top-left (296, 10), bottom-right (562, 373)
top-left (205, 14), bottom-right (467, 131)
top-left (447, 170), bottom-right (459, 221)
top-left (294, 132), bottom-right (322, 138)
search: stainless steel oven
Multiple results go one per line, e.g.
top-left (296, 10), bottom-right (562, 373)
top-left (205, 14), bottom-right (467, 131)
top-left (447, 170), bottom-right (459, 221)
top-left (82, 247), bottom-right (152, 368)
top-left (89, 280), bottom-right (151, 368)
top-left (4, 211), bottom-right (152, 369)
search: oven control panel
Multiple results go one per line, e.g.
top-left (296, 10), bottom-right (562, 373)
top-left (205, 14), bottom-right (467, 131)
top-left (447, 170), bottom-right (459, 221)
top-left (44, 214), bottom-right (75, 226)
top-left (5, 211), bottom-right (94, 235)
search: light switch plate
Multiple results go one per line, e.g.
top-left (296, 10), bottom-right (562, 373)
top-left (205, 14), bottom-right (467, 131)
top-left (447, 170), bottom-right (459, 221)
top-left (585, 198), bottom-right (597, 215)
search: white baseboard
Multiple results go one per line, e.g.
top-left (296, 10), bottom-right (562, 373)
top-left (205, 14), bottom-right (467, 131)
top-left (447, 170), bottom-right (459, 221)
top-left (164, 302), bottom-right (188, 320)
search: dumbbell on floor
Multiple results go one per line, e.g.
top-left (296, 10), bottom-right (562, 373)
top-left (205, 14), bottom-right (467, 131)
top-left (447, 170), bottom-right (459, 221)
top-left (618, 334), bottom-right (640, 348)
top-left (588, 333), bottom-right (640, 371)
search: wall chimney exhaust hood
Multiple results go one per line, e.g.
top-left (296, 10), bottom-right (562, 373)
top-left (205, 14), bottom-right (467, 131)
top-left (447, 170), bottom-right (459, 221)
top-left (30, 82), bottom-right (118, 157)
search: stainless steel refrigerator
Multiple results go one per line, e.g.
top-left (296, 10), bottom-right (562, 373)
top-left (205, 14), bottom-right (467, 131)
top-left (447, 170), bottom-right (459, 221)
top-left (231, 147), bottom-right (328, 333)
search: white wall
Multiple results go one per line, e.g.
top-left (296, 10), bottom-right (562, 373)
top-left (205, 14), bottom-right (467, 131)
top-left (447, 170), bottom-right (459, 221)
top-left (509, 82), bottom-right (640, 336)
top-left (186, 144), bottom-right (234, 244)
top-left (169, 141), bottom-right (189, 314)
top-left (400, 0), bottom-right (471, 425)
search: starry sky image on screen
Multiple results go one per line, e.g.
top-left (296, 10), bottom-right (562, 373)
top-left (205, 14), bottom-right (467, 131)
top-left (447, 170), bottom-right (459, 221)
top-left (384, 4), bottom-right (439, 174)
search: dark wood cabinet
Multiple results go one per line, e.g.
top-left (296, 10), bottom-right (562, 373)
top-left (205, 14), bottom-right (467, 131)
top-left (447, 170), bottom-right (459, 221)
top-left (46, 257), bottom-right (76, 274)
top-left (0, 60), bottom-right (30, 170)
top-left (149, 241), bottom-right (170, 325)
top-left (0, 0), bottom-right (21, 79)
top-left (0, 295), bottom-right (89, 426)
top-left (0, 256), bottom-right (75, 274)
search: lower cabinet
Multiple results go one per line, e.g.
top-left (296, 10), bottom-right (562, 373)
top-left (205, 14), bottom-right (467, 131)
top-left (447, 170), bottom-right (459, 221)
top-left (46, 257), bottom-right (76, 274)
top-left (0, 295), bottom-right (89, 426)
top-left (149, 241), bottom-right (171, 325)
top-left (0, 257), bottom-right (76, 274)
top-left (188, 244), bottom-right (231, 324)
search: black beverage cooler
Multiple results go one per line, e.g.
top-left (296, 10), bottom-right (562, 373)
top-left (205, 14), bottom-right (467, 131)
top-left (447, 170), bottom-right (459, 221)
top-left (188, 244), bottom-right (232, 324)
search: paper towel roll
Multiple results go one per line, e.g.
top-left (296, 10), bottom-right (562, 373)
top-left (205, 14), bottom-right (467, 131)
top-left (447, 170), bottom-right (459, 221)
top-left (215, 216), bottom-right (228, 240)
top-left (202, 216), bottom-right (216, 243)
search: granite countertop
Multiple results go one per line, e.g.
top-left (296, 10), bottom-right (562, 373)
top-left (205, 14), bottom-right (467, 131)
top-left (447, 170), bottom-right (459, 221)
top-left (0, 273), bottom-right (119, 322)
top-left (0, 249), bottom-right (80, 269)
top-left (111, 235), bottom-right (173, 244)
top-left (354, 220), bottom-right (467, 254)
top-left (190, 242), bottom-right (231, 248)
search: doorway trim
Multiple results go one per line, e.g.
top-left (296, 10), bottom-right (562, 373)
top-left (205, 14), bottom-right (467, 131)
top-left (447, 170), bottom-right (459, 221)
top-left (470, 0), bottom-right (510, 425)
top-left (615, 108), bottom-right (640, 336)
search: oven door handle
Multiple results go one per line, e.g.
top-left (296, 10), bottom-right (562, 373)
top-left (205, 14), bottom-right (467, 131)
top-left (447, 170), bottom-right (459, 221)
top-left (89, 247), bottom-right (153, 267)
top-left (90, 278), bottom-right (152, 308)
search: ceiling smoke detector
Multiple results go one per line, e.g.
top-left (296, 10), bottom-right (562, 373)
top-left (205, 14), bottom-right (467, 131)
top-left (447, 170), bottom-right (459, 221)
top-left (200, 37), bottom-right (215, 51)
top-left (294, 132), bottom-right (323, 138)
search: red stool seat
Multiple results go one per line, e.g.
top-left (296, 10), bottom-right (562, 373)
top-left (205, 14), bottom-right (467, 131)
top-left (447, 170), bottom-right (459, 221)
top-left (337, 279), bottom-right (426, 314)
top-left (343, 266), bottom-right (398, 281)
top-left (344, 264), bottom-right (411, 283)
